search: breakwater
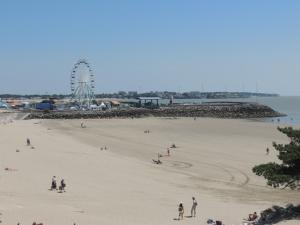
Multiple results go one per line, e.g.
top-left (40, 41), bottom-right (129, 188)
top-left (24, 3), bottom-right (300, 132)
top-left (24, 102), bottom-right (283, 120)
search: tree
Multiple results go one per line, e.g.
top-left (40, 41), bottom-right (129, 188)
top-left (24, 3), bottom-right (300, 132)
top-left (253, 127), bottom-right (300, 189)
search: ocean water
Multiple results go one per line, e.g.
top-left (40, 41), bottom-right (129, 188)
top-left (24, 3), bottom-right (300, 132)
top-left (256, 96), bottom-right (300, 125)
top-left (169, 96), bottom-right (300, 125)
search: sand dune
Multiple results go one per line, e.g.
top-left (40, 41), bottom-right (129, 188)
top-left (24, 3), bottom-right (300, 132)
top-left (0, 116), bottom-right (299, 224)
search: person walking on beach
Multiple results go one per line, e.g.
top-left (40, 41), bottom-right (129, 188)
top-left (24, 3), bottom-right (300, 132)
top-left (190, 197), bottom-right (197, 217)
top-left (266, 148), bottom-right (270, 155)
top-left (51, 176), bottom-right (57, 190)
top-left (178, 203), bottom-right (184, 220)
top-left (59, 179), bottom-right (66, 192)
top-left (167, 148), bottom-right (170, 156)
top-left (26, 138), bottom-right (31, 146)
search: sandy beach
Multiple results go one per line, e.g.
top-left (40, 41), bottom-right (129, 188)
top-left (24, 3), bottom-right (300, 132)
top-left (0, 115), bottom-right (299, 225)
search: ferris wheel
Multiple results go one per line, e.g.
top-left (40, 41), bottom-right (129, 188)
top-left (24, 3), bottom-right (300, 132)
top-left (70, 59), bottom-right (95, 109)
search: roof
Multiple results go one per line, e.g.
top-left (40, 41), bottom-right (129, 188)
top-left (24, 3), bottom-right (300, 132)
top-left (137, 97), bottom-right (161, 100)
top-left (110, 100), bottom-right (120, 105)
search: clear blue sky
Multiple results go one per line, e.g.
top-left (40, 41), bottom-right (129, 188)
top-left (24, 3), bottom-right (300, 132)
top-left (1, 0), bottom-right (300, 95)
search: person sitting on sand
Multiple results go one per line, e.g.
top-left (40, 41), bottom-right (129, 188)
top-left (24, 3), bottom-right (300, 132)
top-left (178, 203), bottom-right (184, 220)
top-left (248, 212), bottom-right (258, 221)
top-left (152, 159), bottom-right (162, 164)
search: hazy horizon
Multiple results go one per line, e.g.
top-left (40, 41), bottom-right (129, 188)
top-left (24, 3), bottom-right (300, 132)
top-left (1, 1), bottom-right (300, 96)
top-left (0, 90), bottom-right (293, 97)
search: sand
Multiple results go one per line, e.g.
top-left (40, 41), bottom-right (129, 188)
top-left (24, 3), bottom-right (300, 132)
top-left (0, 115), bottom-right (299, 225)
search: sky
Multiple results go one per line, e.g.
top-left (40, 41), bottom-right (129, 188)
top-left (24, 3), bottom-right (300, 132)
top-left (0, 0), bottom-right (300, 95)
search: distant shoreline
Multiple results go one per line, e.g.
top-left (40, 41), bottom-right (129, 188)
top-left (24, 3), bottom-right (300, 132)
top-left (0, 91), bottom-right (279, 100)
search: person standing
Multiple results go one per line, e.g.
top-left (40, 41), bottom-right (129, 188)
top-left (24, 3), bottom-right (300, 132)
top-left (178, 203), bottom-right (184, 220)
top-left (51, 176), bottom-right (57, 190)
top-left (26, 138), bottom-right (31, 146)
top-left (191, 197), bottom-right (197, 217)
top-left (60, 179), bottom-right (66, 192)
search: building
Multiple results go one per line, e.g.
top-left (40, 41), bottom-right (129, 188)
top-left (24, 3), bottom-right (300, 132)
top-left (137, 97), bottom-right (161, 108)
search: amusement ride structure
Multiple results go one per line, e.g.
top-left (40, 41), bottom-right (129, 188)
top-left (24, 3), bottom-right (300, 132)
top-left (70, 59), bottom-right (95, 109)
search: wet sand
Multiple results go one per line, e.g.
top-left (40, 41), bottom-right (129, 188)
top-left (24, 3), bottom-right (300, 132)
top-left (0, 115), bottom-right (299, 224)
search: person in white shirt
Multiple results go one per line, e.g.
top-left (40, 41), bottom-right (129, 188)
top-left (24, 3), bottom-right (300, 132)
top-left (191, 197), bottom-right (197, 217)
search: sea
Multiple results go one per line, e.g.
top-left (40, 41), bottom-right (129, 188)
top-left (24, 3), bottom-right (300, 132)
top-left (169, 96), bottom-right (300, 125)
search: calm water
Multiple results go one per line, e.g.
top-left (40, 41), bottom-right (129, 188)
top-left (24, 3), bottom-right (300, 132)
top-left (169, 96), bottom-right (300, 125)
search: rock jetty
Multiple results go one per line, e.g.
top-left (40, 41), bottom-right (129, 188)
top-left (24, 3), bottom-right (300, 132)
top-left (25, 102), bottom-right (283, 120)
